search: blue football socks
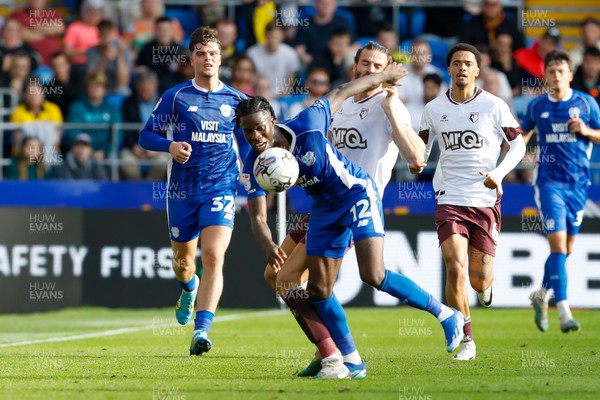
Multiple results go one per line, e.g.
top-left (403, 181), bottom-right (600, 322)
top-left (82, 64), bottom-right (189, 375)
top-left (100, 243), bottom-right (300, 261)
top-left (379, 269), bottom-right (443, 317)
top-left (312, 294), bottom-right (357, 356)
top-left (180, 275), bottom-right (198, 292)
top-left (194, 310), bottom-right (214, 333)
top-left (547, 253), bottom-right (568, 302)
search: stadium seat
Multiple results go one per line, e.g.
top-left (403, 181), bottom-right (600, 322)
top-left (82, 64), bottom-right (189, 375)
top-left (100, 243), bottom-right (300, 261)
top-left (165, 7), bottom-right (200, 40)
top-left (397, 7), bottom-right (425, 40)
top-left (105, 93), bottom-right (127, 109)
top-left (355, 37), bottom-right (377, 47)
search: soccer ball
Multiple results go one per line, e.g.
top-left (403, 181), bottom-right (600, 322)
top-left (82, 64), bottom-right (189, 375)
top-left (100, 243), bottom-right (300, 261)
top-left (253, 147), bottom-right (300, 193)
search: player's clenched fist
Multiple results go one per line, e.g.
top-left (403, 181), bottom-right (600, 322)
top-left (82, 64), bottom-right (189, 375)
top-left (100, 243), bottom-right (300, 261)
top-left (169, 141), bottom-right (192, 164)
top-left (382, 62), bottom-right (408, 86)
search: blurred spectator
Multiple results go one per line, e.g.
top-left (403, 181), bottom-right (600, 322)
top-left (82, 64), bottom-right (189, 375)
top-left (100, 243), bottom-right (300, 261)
top-left (254, 75), bottom-right (284, 119)
top-left (490, 31), bottom-right (523, 97)
top-left (309, 28), bottom-right (353, 88)
top-left (64, 72), bottom-right (122, 160)
top-left (406, 73), bottom-right (443, 133)
top-left (228, 55), bottom-right (256, 95)
top-left (285, 67), bottom-right (330, 119)
top-left (63, 0), bottom-right (107, 83)
top-left (247, 21), bottom-right (300, 97)
top-left (136, 16), bottom-right (187, 94)
top-left (9, 77), bottom-right (63, 157)
top-left (123, 0), bottom-right (184, 52)
top-left (63, 0), bottom-right (106, 63)
top-left (195, 0), bottom-right (225, 29)
top-left (4, 136), bottom-right (46, 180)
top-left (514, 27), bottom-right (560, 81)
top-left (120, 67), bottom-right (168, 180)
top-left (45, 51), bottom-right (81, 118)
top-left (48, 133), bottom-right (108, 180)
top-left (475, 44), bottom-right (512, 104)
top-left (377, 24), bottom-right (408, 64)
top-left (482, 68), bottom-right (513, 105)
top-left (353, 1), bottom-right (388, 38)
top-left (572, 47), bottom-right (600, 104)
top-left (459, 0), bottom-right (525, 50)
top-left (0, 18), bottom-right (40, 73)
top-left (215, 19), bottom-right (240, 82)
top-left (295, 0), bottom-right (354, 66)
top-left (86, 19), bottom-right (132, 96)
top-left (0, 50), bottom-right (34, 100)
top-left (9, 0), bottom-right (63, 66)
top-left (237, 0), bottom-right (276, 49)
top-left (397, 38), bottom-right (447, 107)
top-left (569, 17), bottom-right (600, 69)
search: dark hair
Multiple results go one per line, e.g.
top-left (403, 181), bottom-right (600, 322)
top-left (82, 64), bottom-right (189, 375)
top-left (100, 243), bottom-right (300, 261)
top-left (306, 66), bottom-right (330, 81)
top-left (265, 20), bottom-right (282, 33)
top-left (354, 41), bottom-right (393, 66)
top-left (423, 73), bottom-right (443, 86)
top-left (97, 19), bottom-right (114, 31)
top-left (581, 17), bottom-right (600, 28)
top-left (189, 26), bottom-right (221, 52)
top-left (377, 22), bottom-right (395, 35)
top-left (155, 16), bottom-right (174, 25)
top-left (446, 43), bottom-right (482, 68)
top-left (49, 51), bottom-right (67, 62)
top-left (330, 28), bottom-right (351, 39)
top-left (235, 96), bottom-right (276, 127)
top-left (544, 50), bottom-right (572, 71)
top-left (584, 46), bottom-right (600, 58)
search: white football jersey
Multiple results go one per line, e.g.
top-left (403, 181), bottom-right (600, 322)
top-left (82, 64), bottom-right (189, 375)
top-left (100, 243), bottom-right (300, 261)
top-left (419, 88), bottom-right (522, 207)
top-left (329, 90), bottom-right (412, 195)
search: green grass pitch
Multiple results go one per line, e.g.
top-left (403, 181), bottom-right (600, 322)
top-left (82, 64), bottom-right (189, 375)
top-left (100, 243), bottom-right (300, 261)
top-left (0, 307), bottom-right (598, 400)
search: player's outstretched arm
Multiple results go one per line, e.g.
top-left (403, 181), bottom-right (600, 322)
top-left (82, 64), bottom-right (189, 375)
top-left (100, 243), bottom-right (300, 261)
top-left (382, 87), bottom-right (426, 170)
top-left (248, 197), bottom-right (287, 272)
top-left (326, 62), bottom-right (408, 114)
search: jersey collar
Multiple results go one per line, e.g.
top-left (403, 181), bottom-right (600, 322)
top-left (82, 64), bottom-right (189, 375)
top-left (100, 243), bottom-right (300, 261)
top-left (191, 79), bottom-right (224, 93)
top-left (275, 123), bottom-right (297, 152)
top-left (446, 87), bottom-right (483, 105)
top-left (548, 88), bottom-right (573, 102)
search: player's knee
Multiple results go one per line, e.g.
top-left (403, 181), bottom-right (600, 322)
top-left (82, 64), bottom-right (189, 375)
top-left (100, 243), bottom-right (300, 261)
top-left (306, 281), bottom-right (331, 301)
top-left (446, 263), bottom-right (466, 283)
top-left (200, 248), bottom-right (224, 270)
top-left (359, 268), bottom-right (385, 288)
top-left (172, 256), bottom-right (195, 274)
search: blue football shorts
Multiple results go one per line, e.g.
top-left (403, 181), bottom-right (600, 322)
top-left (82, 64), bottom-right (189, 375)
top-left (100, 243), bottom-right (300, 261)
top-left (306, 178), bottom-right (385, 259)
top-left (167, 190), bottom-right (236, 242)
top-left (534, 183), bottom-right (588, 235)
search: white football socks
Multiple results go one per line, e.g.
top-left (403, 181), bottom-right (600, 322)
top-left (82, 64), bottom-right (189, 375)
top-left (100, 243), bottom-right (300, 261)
top-left (556, 300), bottom-right (573, 324)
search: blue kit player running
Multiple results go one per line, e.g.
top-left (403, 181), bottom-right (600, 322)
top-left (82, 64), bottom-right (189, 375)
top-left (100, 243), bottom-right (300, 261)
top-left (522, 50), bottom-right (600, 333)
top-left (238, 66), bottom-right (465, 378)
top-left (139, 27), bottom-right (249, 354)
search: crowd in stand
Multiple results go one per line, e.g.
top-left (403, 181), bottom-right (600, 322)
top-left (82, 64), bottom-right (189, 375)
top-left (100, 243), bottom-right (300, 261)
top-left (0, 0), bottom-right (598, 181)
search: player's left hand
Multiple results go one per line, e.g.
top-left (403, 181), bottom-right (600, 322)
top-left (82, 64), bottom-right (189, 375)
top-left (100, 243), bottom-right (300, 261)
top-left (568, 116), bottom-right (589, 136)
top-left (480, 171), bottom-right (501, 190)
top-left (382, 86), bottom-right (400, 111)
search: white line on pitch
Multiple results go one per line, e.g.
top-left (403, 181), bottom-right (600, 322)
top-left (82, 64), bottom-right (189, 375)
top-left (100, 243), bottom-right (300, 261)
top-left (0, 309), bottom-right (285, 348)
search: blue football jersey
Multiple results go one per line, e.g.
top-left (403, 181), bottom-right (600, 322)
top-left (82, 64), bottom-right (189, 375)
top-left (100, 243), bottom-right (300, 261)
top-left (140, 80), bottom-right (248, 196)
top-left (521, 89), bottom-right (600, 186)
top-left (242, 98), bottom-right (373, 203)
